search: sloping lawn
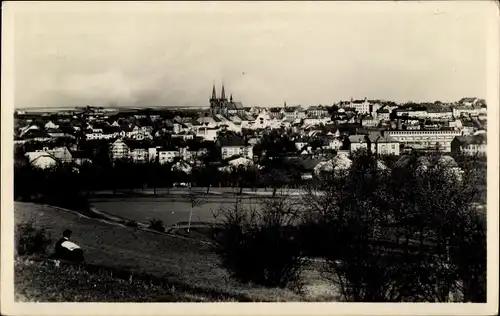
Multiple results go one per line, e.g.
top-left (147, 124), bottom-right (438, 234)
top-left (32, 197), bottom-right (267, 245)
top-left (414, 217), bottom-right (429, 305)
top-left (14, 202), bottom-right (338, 302)
top-left (15, 258), bottom-right (205, 302)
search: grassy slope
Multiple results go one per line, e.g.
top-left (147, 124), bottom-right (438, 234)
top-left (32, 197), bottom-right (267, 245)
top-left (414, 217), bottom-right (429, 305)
top-left (14, 202), bottom-right (337, 302)
top-left (15, 258), bottom-right (204, 302)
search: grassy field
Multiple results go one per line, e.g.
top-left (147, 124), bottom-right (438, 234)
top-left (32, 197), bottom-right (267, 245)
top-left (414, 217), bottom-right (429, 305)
top-left (15, 258), bottom-right (206, 302)
top-left (14, 202), bottom-right (339, 302)
top-left (89, 196), bottom-right (267, 227)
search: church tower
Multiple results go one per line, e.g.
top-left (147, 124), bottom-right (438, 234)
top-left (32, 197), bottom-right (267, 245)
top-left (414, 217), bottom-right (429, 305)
top-left (220, 84), bottom-right (228, 116)
top-left (209, 83), bottom-right (232, 116)
top-left (210, 84), bottom-right (219, 115)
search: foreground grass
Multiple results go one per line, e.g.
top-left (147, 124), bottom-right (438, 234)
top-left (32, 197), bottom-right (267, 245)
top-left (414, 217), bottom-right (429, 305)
top-left (14, 202), bottom-right (339, 302)
top-left (14, 258), bottom-right (215, 302)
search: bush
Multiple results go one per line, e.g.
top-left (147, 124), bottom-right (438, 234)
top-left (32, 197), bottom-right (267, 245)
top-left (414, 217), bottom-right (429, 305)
top-left (148, 219), bottom-right (165, 232)
top-left (16, 221), bottom-right (53, 256)
top-left (125, 220), bottom-right (138, 228)
top-left (213, 196), bottom-right (306, 289)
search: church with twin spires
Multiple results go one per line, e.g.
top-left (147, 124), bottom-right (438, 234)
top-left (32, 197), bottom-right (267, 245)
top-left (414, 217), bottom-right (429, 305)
top-left (209, 84), bottom-right (244, 116)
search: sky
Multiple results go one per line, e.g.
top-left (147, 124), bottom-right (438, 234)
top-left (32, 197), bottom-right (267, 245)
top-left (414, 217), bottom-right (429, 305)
top-left (10, 1), bottom-right (495, 109)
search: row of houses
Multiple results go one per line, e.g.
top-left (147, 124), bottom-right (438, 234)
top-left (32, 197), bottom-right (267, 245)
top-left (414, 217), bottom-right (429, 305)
top-left (21, 129), bottom-right (486, 171)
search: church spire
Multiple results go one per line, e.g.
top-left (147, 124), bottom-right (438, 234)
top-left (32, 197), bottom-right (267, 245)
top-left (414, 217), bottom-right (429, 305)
top-left (211, 84), bottom-right (217, 100)
top-left (221, 84), bottom-right (226, 101)
top-left (230, 94), bottom-right (233, 103)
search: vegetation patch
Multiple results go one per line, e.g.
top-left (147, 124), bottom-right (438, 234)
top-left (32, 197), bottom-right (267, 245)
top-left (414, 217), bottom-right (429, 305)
top-left (15, 258), bottom-right (208, 302)
top-left (15, 220), bottom-right (53, 256)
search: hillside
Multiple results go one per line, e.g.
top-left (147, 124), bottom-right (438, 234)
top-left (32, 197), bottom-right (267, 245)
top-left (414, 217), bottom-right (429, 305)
top-left (14, 202), bottom-right (338, 302)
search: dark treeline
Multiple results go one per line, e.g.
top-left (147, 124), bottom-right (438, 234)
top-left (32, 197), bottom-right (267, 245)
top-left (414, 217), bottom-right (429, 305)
top-left (213, 149), bottom-right (486, 302)
top-left (14, 146), bottom-right (486, 302)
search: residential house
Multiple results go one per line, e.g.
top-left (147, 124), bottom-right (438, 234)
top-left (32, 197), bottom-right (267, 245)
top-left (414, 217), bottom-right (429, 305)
top-left (284, 107), bottom-right (307, 122)
top-left (427, 108), bottom-right (453, 120)
top-left (127, 141), bottom-right (150, 163)
top-left (268, 107), bottom-right (285, 119)
top-left (45, 147), bottom-right (73, 163)
top-left (215, 114), bottom-right (241, 133)
top-left (303, 117), bottom-right (330, 127)
top-left (395, 109), bottom-right (428, 118)
top-left (218, 135), bottom-right (253, 160)
top-left (20, 129), bottom-right (51, 142)
top-left (328, 137), bottom-right (344, 150)
top-left (306, 105), bottom-right (329, 118)
top-left (370, 103), bottom-right (382, 116)
top-left (368, 133), bottom-right (400, 156)
top-left (148, 147), bottom-right (159, 162)
top-left (171, 132), bottom-right (194, 141)
top-left (158, 148), bottom-right (180, 164)
top-left (19, 125), bottom-right (41, 138)
top-left (25, 151), bottom-right (58, 169)
top-left (376, 109), bottom-right (390, 121)
top-left (453, 106), bottom-right (487, 118)
top-left (360, 115), bottom-right (378, 127)
top-left (448, 119), bottom-right (463, 129)
top-left (197, 116), bottom-right (218, 128)
top-left (46, 129), bottom-right (76, 139)
top-left (350, 98), bottom-right (370, 114)
top-left (44, 121), bottom-right (59, 130)
top-left (196, 127), bottom-right (218, 141)
top-left (246, 111), bottom-right (275, 129)
top-left (451, 134), bottom-right (487, 156)
top-left (109, 139), bottom-right (130, 161)
top-left (348, 135), bottom-right (368, 152)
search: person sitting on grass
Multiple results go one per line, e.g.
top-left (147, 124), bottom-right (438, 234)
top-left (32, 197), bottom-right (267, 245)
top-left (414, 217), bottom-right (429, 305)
top-left (50, 229), bottom-right (85, 263)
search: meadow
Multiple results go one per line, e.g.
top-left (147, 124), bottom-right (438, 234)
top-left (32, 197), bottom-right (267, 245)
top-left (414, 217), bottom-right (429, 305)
top-left (89, 195), bottom-right (271, 227)
top-left (14, 202), bottom-right (339, 302)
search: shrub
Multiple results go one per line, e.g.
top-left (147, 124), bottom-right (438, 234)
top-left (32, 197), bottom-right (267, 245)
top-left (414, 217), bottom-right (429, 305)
top-left (15, 221), bottom-right (53, 256)
top-left (213, 195), bottom-right (306, 289)
top-left (125, 220), bottom-right (138, 228)
top-left (148, 219), bottom-right (165, 232)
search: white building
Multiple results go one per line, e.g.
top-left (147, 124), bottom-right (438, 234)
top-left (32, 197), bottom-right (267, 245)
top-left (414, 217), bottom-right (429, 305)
top-left (25, 151), bottom-right (58, 169)
top-left (349, 135), bottom-right (368, 152)
top-left (158, 149), bottom-right (180, 164)
top-left (368, 133), bottom-right (400, 156)
top-left (451, 135), bottom-right (487, 156)
top-left (196, 127), bottom-right (218, 141)
top-left (385, 129), bottom-right (460, 152)
top-left (44, 121), bottom-right (59, 130)
top-left (109, 139), bottom-right (130, 161)
top-left (350, 98), bottom-right (370, 114)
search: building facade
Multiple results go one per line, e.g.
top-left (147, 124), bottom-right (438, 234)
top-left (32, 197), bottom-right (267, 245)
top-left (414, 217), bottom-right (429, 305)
top-left (385, 129), bottom-right (460, 152)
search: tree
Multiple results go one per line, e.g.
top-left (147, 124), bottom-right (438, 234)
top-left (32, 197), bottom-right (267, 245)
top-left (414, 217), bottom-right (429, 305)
top-left (302, 150), bottom-right (485, 302)
top-left (183, 190), bottom-right (206, 233)
top-left (213, 192), bottom-right (307, 288)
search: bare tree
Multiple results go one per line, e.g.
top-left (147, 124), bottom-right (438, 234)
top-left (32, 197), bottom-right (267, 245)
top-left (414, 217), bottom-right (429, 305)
top-left (183, 189), bottom-right (206, 233)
